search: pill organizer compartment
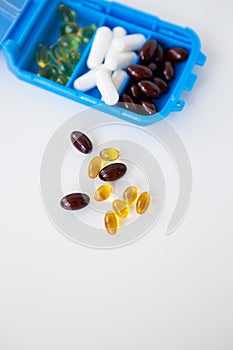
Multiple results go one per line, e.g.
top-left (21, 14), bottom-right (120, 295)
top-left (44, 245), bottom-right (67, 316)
top-left (0, 0), bottom-right (206, 125)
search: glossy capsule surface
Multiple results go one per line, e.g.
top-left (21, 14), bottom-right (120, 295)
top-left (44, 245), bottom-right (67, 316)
top-left (136, 192), bottom-right (150, 215)
top-left (50, 44), bottom-right (68, 62)
top-left (59, 4), bottom-right (76, 22)
top-left (139, 39), bottom-right (157, 62)
top-left (69, 50), bottom-right (81, 66)
top-left (166, 47), bottom-right (188, 62)
top-left (120, 93), bottom-right (137, 113)
top-left (113, 199), bottom-right (129, 218)
top-left (99, 163), bottom-right (127, 182)
top-left (104, 211), bottom-right (118, 235)
top-left (127, 64), bottom-right (153, 81)
top-left (78, 24), bottom-right (97, 43)
top-left (60, 193), bottom-right (90, 210)
top-left (60, 21), bottom-right (79, 36)
top-left (100, 148), bottom-right (120, 161)
top-left (137, 80), bottom-right (161, 99)
top-left (94, 184), bottom-right (112, 201)
top-left (162, 61), bottom-right (175, 81)
top-left (123, 186), bottom-right (138, 205)
top-left (140, 100), bottom-right (157, 115)
top-left (36, 44), bottom-right (50, 68)
top-left (153, 77), bottom-right (169, 93)
top-left (88, 156), bottom-right (102, 179)
top-left (58, 60), bottom-right (74, 77)
top-left (59, 35), bottom-right (82, 50)
top-left (71, 131), bottom-right (93, 154)
top-left (56, 75), bottom-right (68, 85)
top-left (154, 44), bottom-right (164, 62)
top-left (37, 65), bottom-right (58, 80)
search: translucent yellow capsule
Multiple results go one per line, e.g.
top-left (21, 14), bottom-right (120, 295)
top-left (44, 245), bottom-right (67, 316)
top-left (123, 186), bottom-right (138, 205)
top-left (58, 35), bottom-right (82, 50)
top-left (59, 4), bottom-right (77, 23)
top-left (69, 50), bottom-right (81, 66)
top-left (57, 60), bottom-right (74, 77)
top-left (88, 156), bottom-right (102, 179)
top-left (112, 199), bottom-right (129, 218)
top-left (78, 24), bottom-right (97, 43)
top-left (100, 148), bottom-right (120, 161)
top-left (37, 65), bottom-right (58, 81)
top-left (60, 21), bottom-right (79, 36)
top-left (136, 192), bottom-right (150, 215)
top-left (50, 44), bottom-right (69, 62)
top-left (35, 44), bottom-right (50, 68)
top-left (56, 75), bottom-right (68, 85)
top-left (104, 211), bottom-right (118, 235)
top-left (94, 184), bottom-right (112, 201)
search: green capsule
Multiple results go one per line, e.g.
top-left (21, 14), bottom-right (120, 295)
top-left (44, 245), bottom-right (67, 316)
top-left (69, 50), bottom-right (81, 66)
top-left (56, 75), bottom-right (68, 85)
top-left (37, 65), bottom-right (58, 81)
top-left (60, 21), bottom-right (79, 36)
top-left (78, 24), bottom-right (97, 43)
top-left (59, 4), bottom-right (77, 22)
top-left (58, 35), bottom-right (82, 50)
top-left (57, 60), bottom-right (74, 77)
top-left (50, 44), bottom-right (69, 62)
top-left (35, 44), bottom-right (50, 68)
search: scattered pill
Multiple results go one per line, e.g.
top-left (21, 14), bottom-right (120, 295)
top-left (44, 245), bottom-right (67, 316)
top-left (113, 199), bottom-right (129, 218)
top-left (69, 50), bottom-right (81, 66)
top-left (113, 34), bottom-right (146, 52)
top-left (166, 47), bottom-right (188, 62)
top-left (94, 184), bottom-right (112, 201)
top-left (74, 69), bottom-right (96, 92)
top-left (60, 21), bottom-right (79, 36)
top-left (153, 77), bottom-right (169, 93)
top-left (50, 44), bottom-right (69, 62)
top-left (87, 26), bottom-right (113, 69)
top-left (37, 65), bottom-right (58, 80)
top-left (139, 39), bottom-right (157, 62)
top-left (59, 4), bottom-right (76, 23)
top-left (58, 60), bottom-right (74, 77)
top-left (36, 44), bottom-right (50, 68)
top-left (71, 131), bottom-right (93, 154)
top-left (88, 156), bottom-right (102, 179)
top-left (112, 70), bottom-right (128, 92)
top-left (60, 193), bottom-right (90, 210)
top-left (59, 35), bottom-right (82, 50)
top-left (162, 61), bottom-right (175, 81)
top-left (99, 163), bottom-right (127, 182)
top-left (137, 80), bottom-right (161, 99)
top-left (123, 186), bottom-right (138, 205)
top-left (78, 24), bottom-right (97, 43)
top-left (127, 64), bottom-right (153, 81)
top-left (105, 51), bottom-right (137, 71)
top-left (136, 192), bottom-right (150, 214)
top-left (100, 148), bottom-right (120, 161)
top-left (95, 66), bottom-right (119, 105)
top-left (104, 211), bottom-right (118, 235)
top-left (56, 75), bottom-right (68, 85)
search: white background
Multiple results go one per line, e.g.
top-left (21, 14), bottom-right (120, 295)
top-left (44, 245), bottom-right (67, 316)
top-left (0, 0), bottom-right (233, 349)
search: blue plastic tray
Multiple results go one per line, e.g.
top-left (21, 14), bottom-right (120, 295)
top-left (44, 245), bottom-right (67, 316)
top-left (0, 0), bottom-right (206, 126)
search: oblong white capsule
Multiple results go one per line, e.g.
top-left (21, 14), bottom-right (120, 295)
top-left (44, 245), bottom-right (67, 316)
top-left (105, 26), bottom-right (127, 59)
top-left (87, 26), bottom-right (113, 69)
top-left (95, 66), bottom-right (119, 105)
top-left (73, 69), bottom-right (96, 92)
top-left (112, 70), bottom-right (128, 92)
top-left (105, 51), bottom-right (137, 71)
top-left (113, 34), bottom-right (146, 52)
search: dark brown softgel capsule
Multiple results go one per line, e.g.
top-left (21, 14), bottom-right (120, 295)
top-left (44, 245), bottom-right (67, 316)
top-left (137, 81), bottom-right (161, 99)
top-left (162, 61), bottom-right (175, 81)
top-left (147, 62), bottom-right (158, 73)
top-left (99, 163), bottom-right (127, 182)
top-left (71, 131), bottom-right (93, 154)
top-left (131, 84), bottom-right (140, 99)
top-left (154, 44), bottom-right (164, 62)
top-left (60, 193), bottom-right (90, 210)
top-left (127, 64), bottom-right (153, 81)
top-left (120, 93), bottom-right (137, 112)
top-left (139, 39), bottom-right (157, 62)
top-left (153, 77), bottom-right (169, 93)
top-left (166, 47), bottom-right (188, 62)
top-left (140, 100), bottom-right (157, 115)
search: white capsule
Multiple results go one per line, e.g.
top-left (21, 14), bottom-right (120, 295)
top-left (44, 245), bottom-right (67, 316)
top-left (73, 69), bottom-right (97, 92)
top-left (87, 27), bottom-right (113, 69)
top-left (105, 51), bottom-right (137, 71)
top-left (95, 66), bottom-right (119, 105)
top-left (112, 70), bottom-right (128, 92)
top-left (112, 26), bottom-right (127, 38)
top-left (113, 34), bottom-right (147, 52)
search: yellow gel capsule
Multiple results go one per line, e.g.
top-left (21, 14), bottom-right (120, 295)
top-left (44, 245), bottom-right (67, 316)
top-left (94, 184), bottom-right (112, 201)
top-left (105, 211), bottom-right (118, 235)
top-left (123, 186), bottom-right (138, 205)
top-left (59, 4), bottom-right (77, 23)
top-left (37, 65), bottom-right (58, 81)
top-left (112, 199), bottom-right (129, 218)
top-left (60, 21), bottom-right (79, 36)
top-left (58, 35), bottom-right (82, 50)
top-left (36, 44), bottom-right (50, 68)
top-left (78, 24), bottom-right (97, 43)
top-left (88, 156), bottom-right (102, 179)
top-left (100, 148), bottom-right (120, 161)
top-left (136, 192), bottom-right (150, 215)
top-left (56, 75), bottom-right (68, 85)
top-left (50, 44), bottom-right (69, 62)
